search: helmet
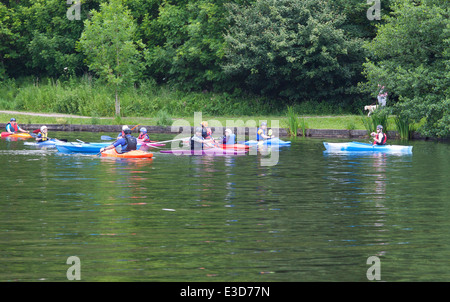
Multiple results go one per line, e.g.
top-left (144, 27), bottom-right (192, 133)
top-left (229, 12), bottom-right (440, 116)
top-left (195, 127), bottom-right (202, 133)
top-left (201, 121), bottom-right (208, 127)
top-left (40, 126), bottom-right (47, 131)
top-left (260, 122), bottom-right (267, 126)
top-left (140, 127), bottom-right (147, 133)
top-left (124, 129), bottom-right (132, 135)
top-left (225, 128), bottom-right (232, 134)
top-left (122, 125), bottom-right (129, 131)
top-left (377, 125), bottom-right (383, 130)
top-left (10, 118), bottom-right (16, 122)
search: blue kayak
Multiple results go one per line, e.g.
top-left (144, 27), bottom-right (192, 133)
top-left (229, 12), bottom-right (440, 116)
top-left (55, 142), bottom-right (115, 153)
top-left (24, 139), bottom-right (63, 148)
top-left (241, 138), bottom-right (291, 146)
top-left (323, 142), bottom-right (412, 153)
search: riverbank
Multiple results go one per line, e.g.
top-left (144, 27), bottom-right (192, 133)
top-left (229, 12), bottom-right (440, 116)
top-left (0, 122), bottom-right (433, 140)
top-left (0, 110), bottom-right (439, 140)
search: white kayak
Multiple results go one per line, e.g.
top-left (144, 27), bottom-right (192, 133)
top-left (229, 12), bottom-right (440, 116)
top-left (323, 142), bottom-right (413, 153)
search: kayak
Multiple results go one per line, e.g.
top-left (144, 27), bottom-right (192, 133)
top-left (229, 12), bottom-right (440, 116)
top-left (323, 142), bottom-right (413, 153)
top-left (1, 132), bottom-right (33, 138)
top-left (56, 141), bottom-right (148, 153)
top-left (56, 142), bottom-right (112, 153)
top-left (160, 148), bottom-right (248, 156)
top-left (24, 139), bottom-right (60, 147)
top-left (217, 143), bottom-right (249, 150)
top-left (241, 138), bottom-right (291, 146)
top-left (140, 142), bottom-right (166, 147)
top-left (101, 149), bottom-right (153, 159)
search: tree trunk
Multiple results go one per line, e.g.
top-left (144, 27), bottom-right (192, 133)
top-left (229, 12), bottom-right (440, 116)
top-left (115, 87), bottom-right (120, 117)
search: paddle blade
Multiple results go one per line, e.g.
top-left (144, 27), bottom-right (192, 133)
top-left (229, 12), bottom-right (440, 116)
top-left (101, 135), bottom-right (114, 140)
top-left (33, 129), bottom-right (41, 133)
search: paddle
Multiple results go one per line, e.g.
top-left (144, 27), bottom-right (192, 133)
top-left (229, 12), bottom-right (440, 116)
top-left (76, 139), bottom-right (89, 144)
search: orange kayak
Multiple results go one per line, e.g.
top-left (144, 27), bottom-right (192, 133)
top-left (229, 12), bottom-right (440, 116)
top-left (1, 132), bottom-right (33, 138)
top-left (101, 149), bottom-right (153, 159)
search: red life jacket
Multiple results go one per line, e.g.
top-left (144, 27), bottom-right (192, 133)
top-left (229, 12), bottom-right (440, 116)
top-left (138, 133), bottom-right (150, 142)
top-left (7, 122), bottom-right (19, 132)
top-left (374, 133), bottom-right (387, 145)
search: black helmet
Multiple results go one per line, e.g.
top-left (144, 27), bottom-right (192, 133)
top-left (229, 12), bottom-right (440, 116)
top-left (124, 129), bottom-right (132, 135)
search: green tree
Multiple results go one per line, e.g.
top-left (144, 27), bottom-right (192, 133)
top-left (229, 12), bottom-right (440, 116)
top-left (222, 0), bottom-right (366, 105)
top-left (78, 0), bottom-right (145, 116)
top-left (363, 0), bottom-right (449, 138)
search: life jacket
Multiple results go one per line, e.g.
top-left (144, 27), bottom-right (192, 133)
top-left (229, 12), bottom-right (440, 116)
top-left (123, 135), bottom-right (137, 152)
top-left (6, 122), bottom-right (18, 133)
top-left (374, 133), bottom-right (387, 145)
top-left (190, 135), bottom-right (204, 150)
top-left (138, 133), bottom-right (150, 142)
top-left (256, 128), bottom-right (266, 141)
top-left (37, 131), bottom-right (48, 142)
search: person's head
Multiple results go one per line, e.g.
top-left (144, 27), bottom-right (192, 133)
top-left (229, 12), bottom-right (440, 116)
top-left (10, 118), bottom-right (16, 123)
top-left (124, 129), bottom-right (132, 135)
top-left (140, 127), bottom-right (147, 133)
top-left (201, 121), bottom-right (208, 128)
top-left (377, 125), bottom-right (383, 132)
top-left (195, 127), bottom-right (202, 137)
top-left (40, 125), bottom-right (48, 133)
top-left (260, 122), bottom-right (267, 129)
top-left (225, 129), bottom-right (232, 136)
top-left (122, 125), bottom-right (129, 131)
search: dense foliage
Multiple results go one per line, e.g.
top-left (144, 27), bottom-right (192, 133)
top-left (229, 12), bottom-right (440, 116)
top-left (0, 0), bottom-right (448, 137)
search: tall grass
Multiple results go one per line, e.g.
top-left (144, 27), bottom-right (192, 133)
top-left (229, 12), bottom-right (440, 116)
top-left (284, 106), bottom-right (299, 137)
top-left (361, 109), bottom-right (390, 136)
top-left (395, 115), bottom-right (416, 140)
top-left (0, 77), bottom-right (281, 117)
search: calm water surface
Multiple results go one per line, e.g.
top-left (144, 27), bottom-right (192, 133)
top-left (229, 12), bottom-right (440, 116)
top-left (0, 132), bottom-right (449, 282)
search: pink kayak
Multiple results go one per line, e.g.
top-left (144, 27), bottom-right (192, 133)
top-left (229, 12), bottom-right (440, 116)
top-left (160, 148), bottom-right (247, 156)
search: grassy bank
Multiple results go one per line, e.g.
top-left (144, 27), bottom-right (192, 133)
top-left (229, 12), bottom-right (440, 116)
top-left (1, 111), bottom-right (389, 131)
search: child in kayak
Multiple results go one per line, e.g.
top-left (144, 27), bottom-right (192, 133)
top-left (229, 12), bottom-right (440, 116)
top-left (257, 122), bottom-right (274, 141)
top-left (117, 125), bottom-right (130, 139)
top-left (137, 127), bottom-right (151, 143)
top-left (101, 129), bottom-right (137, 153)
top-left (371, 125), bottom-right (387, 145)
top-left (36, 126), bottom-right (49, 142)
top-left (201, 121), bottom-right (213, 139)
top-left (5, 118), bottom-right (29, 134)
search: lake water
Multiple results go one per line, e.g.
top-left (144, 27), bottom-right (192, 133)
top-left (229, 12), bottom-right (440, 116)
top-left (0, 132), bottom-right (449, 282)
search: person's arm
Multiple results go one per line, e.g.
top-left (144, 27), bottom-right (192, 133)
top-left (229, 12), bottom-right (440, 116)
top-left (101, 138), bottom-right (123, 152)
top-left (18, 126), bottom-right (29, 133)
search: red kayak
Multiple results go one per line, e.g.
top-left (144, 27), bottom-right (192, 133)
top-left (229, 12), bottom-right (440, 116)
top-left (217, 143), bottom-right (249, 150)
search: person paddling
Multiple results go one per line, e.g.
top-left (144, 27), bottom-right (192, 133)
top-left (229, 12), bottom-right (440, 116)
top-left (101, 129), bottom-right (137, 153)
top-left (257, 122), bottom-right (274, 141)
top-left (371, 125), bottom-right (387, 145)
top-left (5, 118), bottom-right (29, 134)
top-left (191, 127), bottom-right (215, 151)
top-left (36, 126), bottom-right (49, 142)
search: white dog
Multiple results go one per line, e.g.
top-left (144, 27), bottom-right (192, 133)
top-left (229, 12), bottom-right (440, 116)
top-left (364, 105), bottom-right (378, 116)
